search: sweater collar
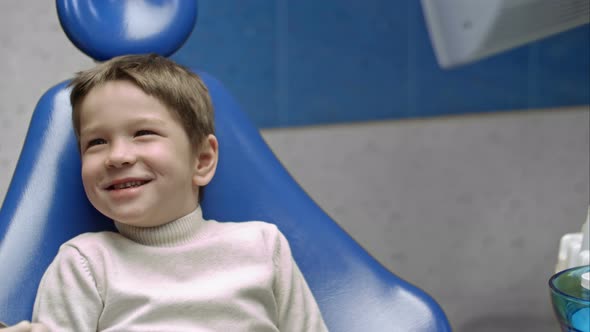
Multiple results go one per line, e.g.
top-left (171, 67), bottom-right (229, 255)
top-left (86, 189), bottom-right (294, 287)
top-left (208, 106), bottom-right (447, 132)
top-left (114, 207), bottom-right (204, 247)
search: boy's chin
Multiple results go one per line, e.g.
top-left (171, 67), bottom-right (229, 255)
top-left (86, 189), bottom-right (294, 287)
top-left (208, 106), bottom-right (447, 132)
top-left (100, 209), bottom-right (158, 228)
top-left (98, 204), bottom-right (197, 228)
top-left (112, 216), bottom-right (167, 228)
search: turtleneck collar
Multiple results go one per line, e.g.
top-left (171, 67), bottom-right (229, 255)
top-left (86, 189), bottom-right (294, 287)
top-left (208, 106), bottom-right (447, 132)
top-left (114, 207), bottom-right (205, 247)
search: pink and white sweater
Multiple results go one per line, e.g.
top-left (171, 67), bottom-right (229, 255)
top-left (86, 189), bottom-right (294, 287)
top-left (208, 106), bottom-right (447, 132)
top-left (32, 207), bottom-right (328, 331)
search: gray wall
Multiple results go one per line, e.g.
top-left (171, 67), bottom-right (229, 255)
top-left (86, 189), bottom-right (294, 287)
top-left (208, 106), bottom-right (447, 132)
top-left (1, 2), bottom-right (589, 331)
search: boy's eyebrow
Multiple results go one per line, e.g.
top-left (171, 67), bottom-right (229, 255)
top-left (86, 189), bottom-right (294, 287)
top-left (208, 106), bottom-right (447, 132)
top-left (79, 117), bottom-right (168, 137)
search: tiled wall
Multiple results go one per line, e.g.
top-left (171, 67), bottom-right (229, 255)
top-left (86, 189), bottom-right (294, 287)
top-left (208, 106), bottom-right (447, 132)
top-left (172, 0), bottom-right (590, 128)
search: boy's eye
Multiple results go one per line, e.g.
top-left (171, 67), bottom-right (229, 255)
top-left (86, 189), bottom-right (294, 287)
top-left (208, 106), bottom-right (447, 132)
top-left (86, 138), bottom-right (106, 148)
top-left (135, 130), bottom-right (156, 137)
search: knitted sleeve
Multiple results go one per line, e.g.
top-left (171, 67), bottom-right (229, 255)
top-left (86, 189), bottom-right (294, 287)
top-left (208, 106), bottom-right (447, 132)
top-left (271, 227), bottom-right (329, 331)
top-left (32, 244), bottom-right (103, 331)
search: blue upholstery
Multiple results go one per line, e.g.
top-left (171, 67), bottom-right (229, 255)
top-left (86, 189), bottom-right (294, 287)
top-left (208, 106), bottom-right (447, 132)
top-left (0, 0), bottom-right (451, 330)
top-left (0, 73), bottom-right (451, 331)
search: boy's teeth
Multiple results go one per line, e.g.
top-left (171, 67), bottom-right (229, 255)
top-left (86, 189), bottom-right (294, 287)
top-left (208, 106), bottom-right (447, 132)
top-left (113, 181), bottom-right (145, 190)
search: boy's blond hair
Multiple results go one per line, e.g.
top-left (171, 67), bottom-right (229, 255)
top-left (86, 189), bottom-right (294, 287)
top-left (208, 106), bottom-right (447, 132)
top-left (69, 53), bottom-right (214, 148)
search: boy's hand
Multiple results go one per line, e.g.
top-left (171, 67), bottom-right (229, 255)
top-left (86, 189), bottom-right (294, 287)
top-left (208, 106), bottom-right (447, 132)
top-left (0, 321), bottom-right (48, 332)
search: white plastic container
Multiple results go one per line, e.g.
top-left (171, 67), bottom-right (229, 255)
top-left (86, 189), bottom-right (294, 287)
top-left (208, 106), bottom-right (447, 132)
top-left (556, 207), bottom-right (590, 273)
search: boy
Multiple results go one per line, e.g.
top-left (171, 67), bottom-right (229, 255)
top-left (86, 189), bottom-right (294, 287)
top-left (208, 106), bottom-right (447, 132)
top-left (8, 54), bottom-right (327, 331)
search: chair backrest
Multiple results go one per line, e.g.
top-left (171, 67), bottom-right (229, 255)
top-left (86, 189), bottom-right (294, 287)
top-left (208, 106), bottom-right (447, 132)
top-left (0, 1), bottom-right (451, 330)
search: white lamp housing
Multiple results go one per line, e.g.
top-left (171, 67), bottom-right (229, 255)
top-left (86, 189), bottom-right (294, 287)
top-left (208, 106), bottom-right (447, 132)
top-left (421, 0), bottom-right (590, 68)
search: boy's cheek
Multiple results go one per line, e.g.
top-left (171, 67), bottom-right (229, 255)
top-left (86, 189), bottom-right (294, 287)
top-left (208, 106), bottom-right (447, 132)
top-left (81, 162), bottom-right (99, 187)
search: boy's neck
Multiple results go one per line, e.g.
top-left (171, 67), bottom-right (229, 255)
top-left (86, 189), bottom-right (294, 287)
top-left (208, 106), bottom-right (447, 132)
top-left (114, 206), bottom-right (204, 247)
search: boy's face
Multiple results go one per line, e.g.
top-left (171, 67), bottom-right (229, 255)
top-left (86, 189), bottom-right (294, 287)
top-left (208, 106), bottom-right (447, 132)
top-left (78, 80), bottom-right (210, 227)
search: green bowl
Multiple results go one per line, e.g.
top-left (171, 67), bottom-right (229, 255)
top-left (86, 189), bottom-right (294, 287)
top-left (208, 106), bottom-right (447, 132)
top-left (550, 265), bottom-right (590, 332)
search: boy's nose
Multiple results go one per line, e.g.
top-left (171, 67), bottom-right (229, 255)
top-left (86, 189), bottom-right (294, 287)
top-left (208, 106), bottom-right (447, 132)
top-left (105, 142), bottom-right (137, 168)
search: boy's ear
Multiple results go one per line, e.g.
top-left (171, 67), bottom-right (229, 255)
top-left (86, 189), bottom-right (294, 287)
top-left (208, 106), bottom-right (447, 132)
top-left (192, 134), bottom-right (219, 187)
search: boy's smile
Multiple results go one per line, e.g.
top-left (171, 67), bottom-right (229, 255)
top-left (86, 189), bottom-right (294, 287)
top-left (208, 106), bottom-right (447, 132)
top-left (78, 79), bottom-right (205, 228)
top-left (106, 178), bottom-right (151, 190)
top-left (103, 177), bottom-right (152, 201)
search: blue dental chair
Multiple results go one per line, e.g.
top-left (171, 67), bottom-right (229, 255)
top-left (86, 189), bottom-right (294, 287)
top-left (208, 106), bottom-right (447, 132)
top-left (0, 1), bottom-right (451, 331)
